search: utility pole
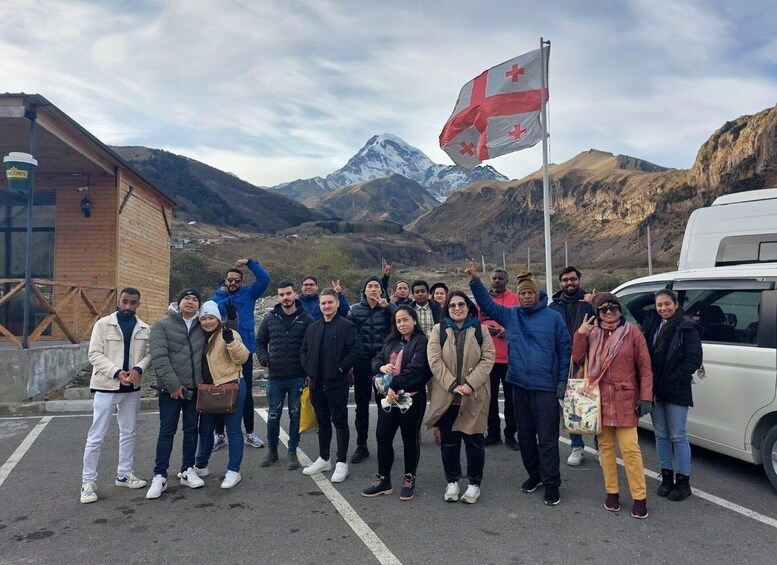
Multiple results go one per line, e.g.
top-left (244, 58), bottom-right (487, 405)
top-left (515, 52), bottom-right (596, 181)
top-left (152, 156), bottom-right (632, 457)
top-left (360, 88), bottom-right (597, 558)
top-left (565, 241), bottom-right (569, 267)
top-left (481, 255), bottom-right (486, 274)
top-left (527, 247), bottom-right (531, 271)
top-left (647, 225), bottom-right (653, 275)
top-left (502, 251), bottom-right (506, 270)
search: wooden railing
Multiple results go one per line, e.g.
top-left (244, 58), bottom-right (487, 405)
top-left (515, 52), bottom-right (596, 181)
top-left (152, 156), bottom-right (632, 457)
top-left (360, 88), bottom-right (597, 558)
top-left (0, 279), bottom-right (116, 347)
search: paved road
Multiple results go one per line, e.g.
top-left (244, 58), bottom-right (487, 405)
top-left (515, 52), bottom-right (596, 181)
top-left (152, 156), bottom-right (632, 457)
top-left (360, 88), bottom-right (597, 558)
top-left (1, 402), bottom-right (776, 565)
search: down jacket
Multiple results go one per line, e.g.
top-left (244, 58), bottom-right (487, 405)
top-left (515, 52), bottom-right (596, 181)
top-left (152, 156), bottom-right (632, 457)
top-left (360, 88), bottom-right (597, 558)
top-left (371, 331), bottom-right (433, 395)
top-left (256, 300), bottom-right (314, 379)
top-left (301, 314), bottom-right (363, 390)
top-left (572, 323), bottom-right (653, 428)
top-left (470, 278), bottom-right (570, 392)
top-left (149, 308), bottom-right (207, 393)
top-left (88, 312), bottom-right (151, 391)
top-left (204, 330), bottom-right (250, 387)
top-left (426, 321), bottom-right (495, 435)
top-left (347, 275), bottom-right (397, 358)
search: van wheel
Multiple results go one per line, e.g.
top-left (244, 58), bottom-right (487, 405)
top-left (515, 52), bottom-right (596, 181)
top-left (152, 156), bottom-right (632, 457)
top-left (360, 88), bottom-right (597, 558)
top-left (763, 425), bottom-right (777, 491)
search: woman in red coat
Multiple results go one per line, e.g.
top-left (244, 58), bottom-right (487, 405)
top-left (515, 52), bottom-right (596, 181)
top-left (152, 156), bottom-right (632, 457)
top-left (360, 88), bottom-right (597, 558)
top-left (572, 292), bottom-right (653, 519)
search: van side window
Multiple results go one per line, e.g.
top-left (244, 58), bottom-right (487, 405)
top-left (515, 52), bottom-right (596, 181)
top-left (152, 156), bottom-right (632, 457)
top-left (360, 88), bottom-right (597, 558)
top-left (619, 288), bottom-right (664, 327)
top-left (716, 234), bottom-right (777, 266)
top-left (683, 289), bottom-right (762, 345)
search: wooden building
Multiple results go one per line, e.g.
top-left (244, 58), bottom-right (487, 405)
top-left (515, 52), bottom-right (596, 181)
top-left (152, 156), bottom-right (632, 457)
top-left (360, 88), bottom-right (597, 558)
top-left (0, 93), bottom-right (175, 345)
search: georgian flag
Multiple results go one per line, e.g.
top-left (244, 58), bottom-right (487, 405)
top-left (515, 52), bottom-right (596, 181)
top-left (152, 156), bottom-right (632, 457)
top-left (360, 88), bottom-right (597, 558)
top-left (439, 48), bottom-right (548, 169)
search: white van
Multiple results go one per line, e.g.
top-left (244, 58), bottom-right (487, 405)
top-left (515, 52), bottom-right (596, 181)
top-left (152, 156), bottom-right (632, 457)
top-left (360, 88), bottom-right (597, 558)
top-left (678, 188), bottom-right (777, 270)
top-left (613, 264), bottom-right (777, 490)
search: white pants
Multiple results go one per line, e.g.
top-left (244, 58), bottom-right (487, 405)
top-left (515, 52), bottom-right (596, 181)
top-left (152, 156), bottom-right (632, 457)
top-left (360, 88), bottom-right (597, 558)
top-left (82, 390), bottom-right (142, 482)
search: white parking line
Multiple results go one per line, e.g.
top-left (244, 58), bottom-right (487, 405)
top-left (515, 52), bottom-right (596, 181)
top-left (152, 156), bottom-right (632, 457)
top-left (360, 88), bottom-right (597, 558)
top-left (256, 408), bottom-right (402, 565)
top-left (0, 416), bottom-right (52, 487)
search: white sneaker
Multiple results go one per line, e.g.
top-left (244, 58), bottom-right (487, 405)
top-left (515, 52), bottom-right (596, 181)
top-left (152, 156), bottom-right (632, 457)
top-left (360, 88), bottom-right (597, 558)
top-left (302, 457), bottom-right (332, 475)
top-left (221, 470), bottom-right (241, 489)
top-left (115, 472), bottom-right (147, 489)
top-left (146, 475), bottom-right (167, 499)
top-left (444, 481), bottom-right (460, 502)
top-left (567, 447), bottom-right (585, 466)
top-left (178, 467), bottom-right (205, 488)
top-left (80, 481), bottom-right (97, 504)
top-left (245, 432), bottom-right (265, 448)
top-left (193, 465), bottom-right (210, 477)
top-left (331, 462), bottom-right (349, 483)
top-left (461, 484), bottom-right (481, 504)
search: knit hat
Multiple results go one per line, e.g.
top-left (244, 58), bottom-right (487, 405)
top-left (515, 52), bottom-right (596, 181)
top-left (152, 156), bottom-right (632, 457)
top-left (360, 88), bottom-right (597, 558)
top-left (199, 300), bottom-right (223, 321)
top-left (592, 292), bottom-right (622, 313)
top-left (176, 288), bottom-right (202, 307)
top-left (516, 271), bottom-right (539, 294)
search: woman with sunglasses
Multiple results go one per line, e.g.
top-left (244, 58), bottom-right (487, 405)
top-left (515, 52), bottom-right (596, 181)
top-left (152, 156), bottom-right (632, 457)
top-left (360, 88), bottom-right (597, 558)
top-left (572, 292), bottom-right (653, 518)
top-left (362, 306), bottom-right (432, 501)
top-left (640, 289), bottom-right (702, 501)
top-left (426, 291), bottom-right (495, 504)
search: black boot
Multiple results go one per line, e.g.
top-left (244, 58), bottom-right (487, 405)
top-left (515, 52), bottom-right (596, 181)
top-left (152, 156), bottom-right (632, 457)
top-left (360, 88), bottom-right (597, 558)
top-left (667, 473), bottom-right (691, 501)
top-left (657, 468), bottom-right (674, 497)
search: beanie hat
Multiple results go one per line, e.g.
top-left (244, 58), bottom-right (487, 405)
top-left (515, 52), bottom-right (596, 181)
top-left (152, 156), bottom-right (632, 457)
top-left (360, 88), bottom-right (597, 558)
top-left (592, 292), bottom-right (622, 313)
top-left (176, 288), bottom-right (202, 307)
top-left (199, 300), bottom-right (223, 321)
top-left (516, 271), bottom-right (539, 294)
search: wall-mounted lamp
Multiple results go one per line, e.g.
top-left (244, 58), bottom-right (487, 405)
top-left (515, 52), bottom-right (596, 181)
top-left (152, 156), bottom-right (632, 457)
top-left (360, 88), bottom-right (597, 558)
top-left (80, 195), bottom-right (91, 218)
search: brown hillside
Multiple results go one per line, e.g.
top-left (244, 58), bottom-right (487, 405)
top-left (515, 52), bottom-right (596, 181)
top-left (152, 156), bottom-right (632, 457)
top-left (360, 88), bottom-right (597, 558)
top-left (408, 105), bottom-right (777, 266)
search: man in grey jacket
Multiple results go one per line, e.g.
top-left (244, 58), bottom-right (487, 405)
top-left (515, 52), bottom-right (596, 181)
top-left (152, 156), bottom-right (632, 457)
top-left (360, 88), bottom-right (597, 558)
top-left (146, 289), bottom-right (208, 499)
top-left (80, 288), bottom-right (151, 504)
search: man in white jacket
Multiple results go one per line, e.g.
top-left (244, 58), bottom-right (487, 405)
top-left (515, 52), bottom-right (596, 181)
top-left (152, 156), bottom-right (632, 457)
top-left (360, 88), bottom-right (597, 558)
top-left (80, 288), bottom-right (151, 504)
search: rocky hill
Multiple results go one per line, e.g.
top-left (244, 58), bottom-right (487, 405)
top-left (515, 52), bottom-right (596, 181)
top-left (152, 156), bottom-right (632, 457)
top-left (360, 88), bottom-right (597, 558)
top-left (408, 104), bottom-right (777, 266)
top-left (112, 146), bottom-right (327, 233)
top-left (313, 174), bottom-right (440, 224)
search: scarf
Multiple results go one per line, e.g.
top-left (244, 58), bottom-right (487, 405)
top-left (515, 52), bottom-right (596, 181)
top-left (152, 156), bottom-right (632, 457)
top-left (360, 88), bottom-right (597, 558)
top-left (588, 317), bottom-right (630, 382)
top-left (653, 311), bottom-right (683, 353)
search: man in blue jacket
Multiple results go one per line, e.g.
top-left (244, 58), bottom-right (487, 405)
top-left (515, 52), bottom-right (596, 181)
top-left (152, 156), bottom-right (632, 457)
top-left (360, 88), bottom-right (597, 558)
top-left (467, 264), bottom-right (570, 507)
top-left (298, 276), bottom-right (350, 321)
top-left (208, 258), bottom-right (270, 449)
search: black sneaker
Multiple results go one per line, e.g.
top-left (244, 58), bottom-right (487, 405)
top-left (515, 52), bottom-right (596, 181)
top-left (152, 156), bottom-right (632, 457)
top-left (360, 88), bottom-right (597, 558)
top-left (505, 436), bottom-right (520, 451)
top-left (399, 473), bottom-right (416, 501)
top-left (350, 445), bottom-right (370, 464)
top-left (543, 485), bottom-right (560, 506)
top-left (260, 451), bottom-right (278, 468)
top-left (483, 434), bottom-right (502, 446)
top-left (521, 476), bottom-right (543, 493)
top-left (362, 474), bottom-right (393, 497)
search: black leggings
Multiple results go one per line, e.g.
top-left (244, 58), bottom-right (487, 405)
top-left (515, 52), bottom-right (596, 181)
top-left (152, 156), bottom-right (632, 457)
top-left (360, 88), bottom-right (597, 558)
top-left (375, 390), bottom-right (427, 478)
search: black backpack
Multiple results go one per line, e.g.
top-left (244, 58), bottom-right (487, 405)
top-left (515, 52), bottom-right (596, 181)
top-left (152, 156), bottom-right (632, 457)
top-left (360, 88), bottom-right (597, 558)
top-left (439, 321), bottom-right (483, 348)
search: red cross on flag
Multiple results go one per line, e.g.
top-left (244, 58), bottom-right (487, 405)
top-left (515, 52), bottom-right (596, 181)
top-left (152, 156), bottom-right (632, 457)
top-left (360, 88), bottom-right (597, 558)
top-left (439, 48), bottom-right (548, 169)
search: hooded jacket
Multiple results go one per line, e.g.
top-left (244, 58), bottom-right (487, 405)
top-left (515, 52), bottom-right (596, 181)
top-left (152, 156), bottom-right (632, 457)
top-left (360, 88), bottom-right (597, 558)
top-left (149, 306), bottom-right (208, 393)
top-left (256, 299), bottom-right (314, 379)
top-left (470, 278), bottom-right (571, 392)
top-left (347, 275), bottom-right (397, 358)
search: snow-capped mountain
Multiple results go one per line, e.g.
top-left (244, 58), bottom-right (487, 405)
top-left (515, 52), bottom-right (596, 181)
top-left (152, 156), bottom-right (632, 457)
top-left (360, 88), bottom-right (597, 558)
top-left (269, 134), bottom-right (507, 204)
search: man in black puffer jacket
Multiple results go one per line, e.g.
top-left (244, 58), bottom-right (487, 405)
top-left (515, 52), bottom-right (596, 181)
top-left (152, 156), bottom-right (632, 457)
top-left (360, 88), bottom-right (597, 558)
top-left (256, 280), bottom-right (314, 470)
top-left (347, 275), bottom-right (398, 464)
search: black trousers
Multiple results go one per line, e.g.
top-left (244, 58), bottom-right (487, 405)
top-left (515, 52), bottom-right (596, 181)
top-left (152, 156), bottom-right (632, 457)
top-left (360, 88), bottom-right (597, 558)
top-left (375, 390), bottom-right (427, 478)
top-left (310, 384), bottom-right (350, 463)
top-left (512, 385), bottom-right (561, 487)
top-left (437, 404), bottom-right (485, 486)
top-left (487, 363), bottom-right (516, 439)
top-left (352, 357), bottom-right (377, 447)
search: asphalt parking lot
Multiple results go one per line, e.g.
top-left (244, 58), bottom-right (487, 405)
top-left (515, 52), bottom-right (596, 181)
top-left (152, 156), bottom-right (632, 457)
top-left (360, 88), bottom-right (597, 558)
top-left (1, 402), bottom-right (776, 565)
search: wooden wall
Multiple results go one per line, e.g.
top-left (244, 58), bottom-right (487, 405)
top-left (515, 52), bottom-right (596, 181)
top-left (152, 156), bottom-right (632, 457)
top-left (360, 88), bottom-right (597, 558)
top-left (117, 169), bottom-right (172, 325)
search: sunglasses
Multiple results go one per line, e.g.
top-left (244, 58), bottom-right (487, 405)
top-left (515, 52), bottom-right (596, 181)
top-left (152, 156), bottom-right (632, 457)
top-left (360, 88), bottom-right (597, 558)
top-left (597, 304), bottom-right (621, 314)
top-left (560, 277), bottom-right (579, 283)
top-left (448, 301), bottom-right (467, 310)
top-left (226, 277), bottom-right (242, 284)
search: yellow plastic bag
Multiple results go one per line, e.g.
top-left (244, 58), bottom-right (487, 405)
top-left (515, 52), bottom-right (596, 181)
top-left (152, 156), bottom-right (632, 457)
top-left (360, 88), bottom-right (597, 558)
top-left (299, 386), bottom-right (317, 433)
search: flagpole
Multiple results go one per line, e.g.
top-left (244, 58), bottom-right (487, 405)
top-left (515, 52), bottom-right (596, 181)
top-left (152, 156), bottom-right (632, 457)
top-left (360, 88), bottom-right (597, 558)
top-left (539, 37), bottom-right (553, 295)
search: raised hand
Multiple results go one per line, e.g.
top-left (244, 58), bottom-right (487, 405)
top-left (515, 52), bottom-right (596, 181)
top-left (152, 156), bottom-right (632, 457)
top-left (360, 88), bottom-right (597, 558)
top-left (464, 259), bottom-right (479, 280)
top-left (577, 313), bottom-right (596, 335)
top-left (331, 280), bottom-right (342, 294)
top-left (234, 259), bottom-right (248, 268)
top-left (582, 288), bottom-right (597, 303)
top-left (383, 262), bottom-right (392, 276)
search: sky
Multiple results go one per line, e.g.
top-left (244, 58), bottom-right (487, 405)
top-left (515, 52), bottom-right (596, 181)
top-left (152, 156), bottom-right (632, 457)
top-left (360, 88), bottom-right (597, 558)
top-left (2, 0), bottom-right (776, 187)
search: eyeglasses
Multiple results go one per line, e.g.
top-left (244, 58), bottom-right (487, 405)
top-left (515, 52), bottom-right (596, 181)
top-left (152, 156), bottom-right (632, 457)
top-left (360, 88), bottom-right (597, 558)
top-left (560, 277), bottom-right (579, 283)
top-left (597, 304), bottom-right (620, 314)
top-left (448, 301), bottom-right (467, 310)
top-left (226, 278), bottom-right (242, 284)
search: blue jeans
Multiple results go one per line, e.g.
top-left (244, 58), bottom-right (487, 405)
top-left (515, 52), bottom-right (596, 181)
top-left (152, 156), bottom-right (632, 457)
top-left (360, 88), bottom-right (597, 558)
top-left (154, 390), bottom-right (199, 477)
top-left (651, 401), bottom-right (691, 475)
top-left (196, 379), bottom-right (246, 472)
top-left (266, 377), bottom-right (306, 453)
top-left (570, 433), bottom-right (599, 449)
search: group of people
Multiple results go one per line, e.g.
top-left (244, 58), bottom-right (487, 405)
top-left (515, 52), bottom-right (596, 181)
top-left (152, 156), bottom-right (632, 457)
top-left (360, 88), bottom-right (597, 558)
top-left (79, 258), bottom-right (702, 520)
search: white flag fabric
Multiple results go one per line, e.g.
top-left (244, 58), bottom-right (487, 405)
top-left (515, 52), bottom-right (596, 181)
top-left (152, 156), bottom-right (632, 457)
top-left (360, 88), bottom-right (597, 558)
top-left (439, 48), bottom-right (548, 169)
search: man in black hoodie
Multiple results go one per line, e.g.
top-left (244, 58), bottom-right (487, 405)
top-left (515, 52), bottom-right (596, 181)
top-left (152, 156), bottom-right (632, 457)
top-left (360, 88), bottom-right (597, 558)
top-left (347, 275), bottom-right (398, 463)
top-left (256, 280), bottom-right (314, 470)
